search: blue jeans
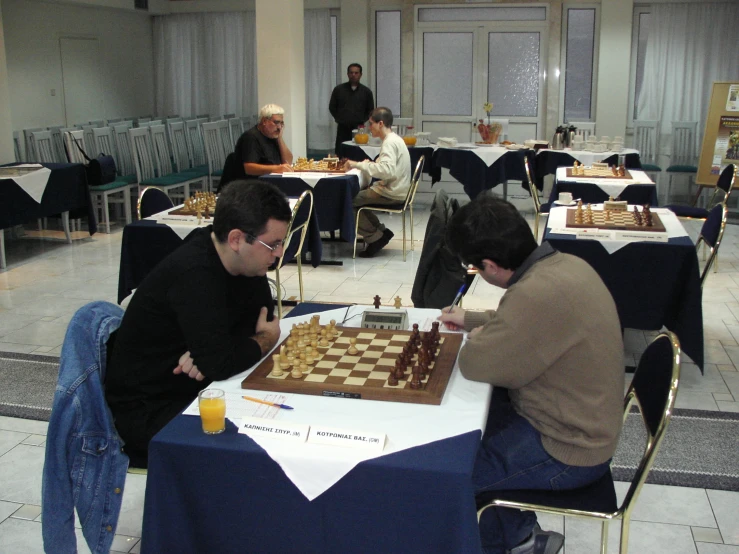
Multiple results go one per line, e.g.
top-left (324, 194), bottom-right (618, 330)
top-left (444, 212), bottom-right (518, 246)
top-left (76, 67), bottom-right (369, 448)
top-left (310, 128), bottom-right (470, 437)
top-left (474, 392), bottom-right (610, 554)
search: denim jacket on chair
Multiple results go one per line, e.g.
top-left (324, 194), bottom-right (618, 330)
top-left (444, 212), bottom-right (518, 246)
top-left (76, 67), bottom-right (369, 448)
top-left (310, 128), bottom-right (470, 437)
top-left (42, 301), bottom-right (129, 554)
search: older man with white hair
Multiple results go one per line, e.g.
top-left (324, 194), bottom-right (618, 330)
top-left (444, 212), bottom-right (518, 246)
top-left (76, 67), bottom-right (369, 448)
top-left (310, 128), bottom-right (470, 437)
top-left (235, 104), bottom-right (294, 176)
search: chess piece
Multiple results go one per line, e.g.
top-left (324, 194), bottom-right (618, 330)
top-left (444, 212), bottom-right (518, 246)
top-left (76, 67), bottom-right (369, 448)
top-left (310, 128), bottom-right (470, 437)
top-left (347, 338), bottom-right (359, 355)
top-left (387, 372), bottom-right (398, 386)
top-left (270, 354), bottom-right (284, 377)
top-left (291, 365), bottom-right (303, 378)
top-left (373, 295), bottom-right (381, 309)
top-left (633, 205), bottom-right (643, 225)
top-left (643, 204), bottom-right (653, 226)
top-left (409, 367), bottom-right (422, 390)
top-left (319, 328), bottom-right (329, 347)
top-left (394, 296), bottom-right (402, 309)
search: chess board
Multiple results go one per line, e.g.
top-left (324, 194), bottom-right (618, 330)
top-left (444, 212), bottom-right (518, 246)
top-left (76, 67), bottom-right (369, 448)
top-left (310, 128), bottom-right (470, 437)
top-left (241, 327), bottom-right (463, 405)
top-left (566, 167), bottom-right (633, 179)
top-left (169, 207), bottom-right (213, 218)
top-left (565, 207), bottom-right (666, 232)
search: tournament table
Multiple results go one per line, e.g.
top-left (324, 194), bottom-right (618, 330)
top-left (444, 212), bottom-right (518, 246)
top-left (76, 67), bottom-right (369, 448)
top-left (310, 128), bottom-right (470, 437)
top-left (549, 167), bottom-right (659, 206)
top-left (533, 149), bottom-right (641, 191)
top-left (430, 146), bottom-right (536, 200)
top-left (0, 162), bottom-right (96, 267)
top-left (141, 305), bottom-right (490, 554)
top-left (260, 174), bottom-right (360, 242)
top-left (116, 202), bottom-right (322, 304)
top-left (544, 207), bottom-right (704, 371)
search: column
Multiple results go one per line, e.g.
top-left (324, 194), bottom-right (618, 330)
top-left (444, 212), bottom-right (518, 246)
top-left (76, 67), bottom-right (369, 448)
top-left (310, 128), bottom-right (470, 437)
top-left (256, 0), bottom-right (306, 157)
top-left (0, 0), bottom-right (15, 163)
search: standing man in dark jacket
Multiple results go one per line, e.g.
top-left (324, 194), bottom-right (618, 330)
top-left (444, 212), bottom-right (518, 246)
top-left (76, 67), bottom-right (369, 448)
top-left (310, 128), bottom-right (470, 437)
top-left (329, 63), bottom-right (375, 155)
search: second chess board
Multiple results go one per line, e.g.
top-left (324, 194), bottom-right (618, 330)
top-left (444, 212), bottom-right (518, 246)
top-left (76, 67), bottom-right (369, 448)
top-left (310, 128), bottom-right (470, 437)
top-left (565, 207), bottom-right (666, 232)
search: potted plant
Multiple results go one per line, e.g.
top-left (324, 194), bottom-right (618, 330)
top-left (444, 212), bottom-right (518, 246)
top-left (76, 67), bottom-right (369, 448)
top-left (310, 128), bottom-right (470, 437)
top-left (476, 102), bottom-right (502, 144)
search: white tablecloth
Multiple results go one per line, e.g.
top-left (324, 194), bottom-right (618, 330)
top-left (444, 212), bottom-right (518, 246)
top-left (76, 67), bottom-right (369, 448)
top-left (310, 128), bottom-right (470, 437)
top-left (555, 167), bottom-right (655, 199)
top-left (275, 168), bottom-right (368, 188)
top-left (547, 205), bottom-right (688, 254)
top-left (188, 306), bottom-right (490, 501)
top-left (539, 148), bottom-right (639, 167)
top-left (341, 141), bottom-right (437, 160)
top-left (1, 164), bottom-right (52, 204)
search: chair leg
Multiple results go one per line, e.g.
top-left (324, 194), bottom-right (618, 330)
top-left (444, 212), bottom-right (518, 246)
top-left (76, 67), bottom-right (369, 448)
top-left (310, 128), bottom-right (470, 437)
top-left (534, 213), bottom-right (540, 241)
top-left (0, 229), bottom-right (5, 270)
top-left (410, 206), bottom-right (414, 251)
top-left (619, 516), bottom-right (631, 554)
top-left (123, 188), bottom-right (132, 224)
top-left (401, 212), bottom-right (406, 261)
top-left (599, 520), bottom-right (609, 554)
top-left (103, 193), bottom-right (111, 234)
top-left (353, 209), bottom-right (362, 259)
top-left (297, 252), bottom-right (304, 302)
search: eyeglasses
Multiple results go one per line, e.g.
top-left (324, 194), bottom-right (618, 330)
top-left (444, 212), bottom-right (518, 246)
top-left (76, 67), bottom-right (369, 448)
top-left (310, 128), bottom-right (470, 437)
top-left (269, 118), bottom-right (285, 127)
top-left (245, 233), bottom-right (286, 252)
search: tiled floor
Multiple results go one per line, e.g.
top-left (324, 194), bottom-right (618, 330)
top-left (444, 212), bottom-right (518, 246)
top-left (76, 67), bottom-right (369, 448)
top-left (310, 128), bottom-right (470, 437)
top-left (0, 192), bottom-right (737, 553)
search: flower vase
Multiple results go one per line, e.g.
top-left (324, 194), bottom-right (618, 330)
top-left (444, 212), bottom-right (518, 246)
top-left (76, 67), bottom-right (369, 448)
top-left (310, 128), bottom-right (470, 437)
top-left (478, 123), bottom-right (502, 144)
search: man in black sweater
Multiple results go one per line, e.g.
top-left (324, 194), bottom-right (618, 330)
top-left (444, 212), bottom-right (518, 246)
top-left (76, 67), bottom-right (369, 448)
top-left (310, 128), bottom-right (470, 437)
top-left (235, 104), bottom-right (294, 177)
top-left (329, 63), bottom-right (375, 155)
top-left (105, 180), bottom-right (291, 467)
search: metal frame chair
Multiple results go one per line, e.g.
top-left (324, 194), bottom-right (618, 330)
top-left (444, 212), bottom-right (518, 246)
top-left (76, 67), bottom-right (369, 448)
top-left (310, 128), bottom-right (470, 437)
top-left (138, 186), bottom-right (174, 220)
top-left (523, 156), bottom-right (550, 240)
top-left (696, 203), bottom-right (728, 287)
top-left (476, 331), bottom-right (682, 554)
top-left (353, 155), bottom-right (424, 261)
top-left (273, 189), bottom-right (314, 318)
top-left (665, 163), bottom-right (736, 221)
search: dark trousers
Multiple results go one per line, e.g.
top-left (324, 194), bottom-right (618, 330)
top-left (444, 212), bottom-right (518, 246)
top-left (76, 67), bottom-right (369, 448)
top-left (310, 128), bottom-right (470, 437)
top-left (335, 124), bottom-right (355, 156)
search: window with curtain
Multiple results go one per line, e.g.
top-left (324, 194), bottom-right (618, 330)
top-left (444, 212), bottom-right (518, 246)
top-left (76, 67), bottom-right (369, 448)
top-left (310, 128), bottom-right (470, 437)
top-left (635, 2), bottom-right (739, 141)
top-left (304, 10), bottom-right (335, 151)
top-left (375, 10), bottom-right (401, 116)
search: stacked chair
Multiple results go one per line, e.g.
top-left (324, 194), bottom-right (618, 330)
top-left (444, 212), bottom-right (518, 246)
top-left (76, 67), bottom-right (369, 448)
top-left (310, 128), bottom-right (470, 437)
top-left (90, 127), bottom-right (136, 233)
top-left (201, 120), bottom-right (231, 193)
top-left (665, 121), bottom-right (699, 203)
top-left (632, 120), bottom-right (662, 196)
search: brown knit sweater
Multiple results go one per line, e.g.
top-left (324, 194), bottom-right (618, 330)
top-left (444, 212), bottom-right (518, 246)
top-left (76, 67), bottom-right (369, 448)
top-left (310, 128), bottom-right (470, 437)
top-left (459, 248), bottom-right (624, 467)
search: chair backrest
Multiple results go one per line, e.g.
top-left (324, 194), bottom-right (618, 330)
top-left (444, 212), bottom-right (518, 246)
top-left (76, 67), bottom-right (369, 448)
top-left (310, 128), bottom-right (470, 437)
top-left (13, 131), bottom-right (23, 162)
top-left (113, 124), bottom-right (136, 177)
top-left (80, 124), bottom-right (98, 156)
top-left (523, 157), bottom-right (542, 214)
top-left (185, 119), bottom-right (207, 166)
top-left (393, 117), bottom-right (413, 135)
top-left (697, 203), bottom-right (728, 287)
top-left (93, 127), bottom-right (119, 172)
top-left (670, 121), bottom-right (698, 166)
top-left (632, 120), bottom-right (660, 165)
top-left (32, 130), bottom-right (56, 164)
top-left (570, 121), bottom-right (596, 140)
top-left (24, 127), bottom-right (45, 162)
top-left (196, 113), bottom-right (210, 120)
top-left (618, 332), bottom-right (680, 517)
top-left (138, 186), bottom-right (174, 219)
top-left (150, 124), bottom-right (175, 177)
top-left (228, 117), bottom-right (244, 150)
top-left (202, 120), bottom-right (229, 175)
top-left (47, 126), bottom-right (67, 163)
top-left (166, 117), bottom-right (183, 126)
top-left (129, 127), bottom-right (158, 182)
top-left (169, 121), bottom-right (192, 173)
top-left (275, 189), bottom-right (314, 317)
top-left (705, 163), bottom-right (737, 207)
top-left (137, 116), bottom-right (152, 126)
top-left (223, 113), bottom-right (236, 120)
top-left (64, 130), bottom-right (87, 164)
top-left (107, 118), bottom-right (122, 124)
top-left (402, 155), bottom-right (424, 211)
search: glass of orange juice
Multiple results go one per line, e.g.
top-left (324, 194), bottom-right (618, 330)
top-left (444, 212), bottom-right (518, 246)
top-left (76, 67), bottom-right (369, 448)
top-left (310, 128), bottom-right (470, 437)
top-left (198, 389), bottom-right (226, 434)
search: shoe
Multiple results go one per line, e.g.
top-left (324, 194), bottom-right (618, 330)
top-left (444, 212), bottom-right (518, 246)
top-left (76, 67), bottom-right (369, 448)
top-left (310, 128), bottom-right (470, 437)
top-left (358, 229), bottom-right (394, 258)
top-left (509, 524), bottom-right (564, 554)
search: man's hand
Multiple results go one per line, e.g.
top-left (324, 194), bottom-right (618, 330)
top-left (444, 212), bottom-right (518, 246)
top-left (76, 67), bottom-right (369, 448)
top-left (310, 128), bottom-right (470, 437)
top-left (253, 306), bottom-right (281, 355)
top-left (437, 307), bottom-right (466, 331)
top-left (274, 163), bottom-right (293, 174)
top-left (173, 351), bottom-right (205, 381)
top-left (343, 160), bottom-right (355, 172)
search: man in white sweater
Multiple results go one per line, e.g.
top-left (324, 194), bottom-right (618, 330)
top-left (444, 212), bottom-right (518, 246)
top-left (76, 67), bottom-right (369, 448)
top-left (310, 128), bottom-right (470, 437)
top-left (344, 107), bottom-right (411, 258)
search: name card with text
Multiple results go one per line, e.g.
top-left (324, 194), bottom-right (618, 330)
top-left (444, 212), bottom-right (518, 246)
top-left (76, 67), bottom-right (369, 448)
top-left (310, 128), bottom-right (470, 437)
top-left (308, 426), bottom-right (386, 452)
top-left (239, 417), bottom-right (309, 443)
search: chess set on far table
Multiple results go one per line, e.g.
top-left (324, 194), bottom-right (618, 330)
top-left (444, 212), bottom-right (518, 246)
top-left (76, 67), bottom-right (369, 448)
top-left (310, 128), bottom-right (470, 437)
top-left (566, 161), bottom-right (632, 179)
top-left (242, 313), bottom-right (463, 405)
top-left (565, 200), bottom-right (666, 232)
top-left (291, 156), bottom-right (346, 173)
top-left (169, 191), bottom-right (217, 219)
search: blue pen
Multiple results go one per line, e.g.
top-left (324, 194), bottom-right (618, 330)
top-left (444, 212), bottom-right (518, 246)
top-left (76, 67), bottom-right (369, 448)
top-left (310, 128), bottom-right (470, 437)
top-left (243, 396), bottom-right (294, 410)
top-left (447, 284), bottom-right (467, 313)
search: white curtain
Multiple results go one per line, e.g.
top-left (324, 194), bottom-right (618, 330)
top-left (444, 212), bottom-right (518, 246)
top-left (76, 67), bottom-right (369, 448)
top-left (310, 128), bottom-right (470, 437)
top-left (153, 12), bottom-right (257, 119)
top-left (636, 3), bottom-right (739, 144)
top-left (304, 10), bottom-right (335, 152)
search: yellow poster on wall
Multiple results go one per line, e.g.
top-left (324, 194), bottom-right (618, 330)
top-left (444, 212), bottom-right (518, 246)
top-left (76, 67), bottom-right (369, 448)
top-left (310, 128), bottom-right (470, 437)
top-left (697, 82), bottom-right (739, 186)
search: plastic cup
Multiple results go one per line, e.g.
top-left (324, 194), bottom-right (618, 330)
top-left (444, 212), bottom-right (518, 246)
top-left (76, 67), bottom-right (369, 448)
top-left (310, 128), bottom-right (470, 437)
top-left (198, 389), bottom-right (226, 434)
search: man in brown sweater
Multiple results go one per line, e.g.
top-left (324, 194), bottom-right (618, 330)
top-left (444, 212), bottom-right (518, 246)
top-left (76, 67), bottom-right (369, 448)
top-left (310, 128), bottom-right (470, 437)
top-left (438, 195), bottom-right (624, 554)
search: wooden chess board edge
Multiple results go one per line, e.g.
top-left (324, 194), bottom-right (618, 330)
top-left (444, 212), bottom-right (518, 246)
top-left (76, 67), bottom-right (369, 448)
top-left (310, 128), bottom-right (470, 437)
top-left (168, 208), bottom-right (213, 218)
top-left (565, 168), bottom-right (633, 180)
top-left (241, 328), bottom-right (463, 405)
top-left (564, 208), bottom-right (666, 232)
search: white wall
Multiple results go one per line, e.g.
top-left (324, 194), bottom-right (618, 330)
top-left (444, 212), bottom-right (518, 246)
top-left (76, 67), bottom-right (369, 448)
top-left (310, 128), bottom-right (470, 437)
top-left (2, 0), bottom-right (155, 131)
top-left (0, 0), bottom-right (14, 163)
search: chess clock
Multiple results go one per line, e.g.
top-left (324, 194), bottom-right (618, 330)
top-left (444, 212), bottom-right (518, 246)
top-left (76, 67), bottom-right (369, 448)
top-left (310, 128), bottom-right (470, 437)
top-left (361, 309), bottom-right (408, 330)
